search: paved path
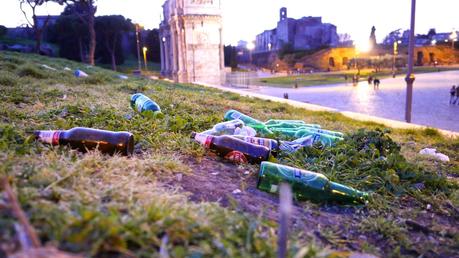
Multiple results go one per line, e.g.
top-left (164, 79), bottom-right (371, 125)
top-left (242, 71), bottom-right (459, 132)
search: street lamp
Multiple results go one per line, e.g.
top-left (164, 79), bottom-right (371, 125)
top-left (405, 0), bottom-right (416, 123)
top-left (143, 47), bottom-right (148, 71)
top-left (392, 41), bottom-right (399, 77)
top-left (450, 30), bottom-right (457, 49)
top-left (135, 23), bottom-right (142, 72)
top-left (247, 41), bottom-right (255, 65)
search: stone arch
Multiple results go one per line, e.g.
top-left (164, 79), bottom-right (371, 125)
top-left (429, 52), bottom-right (435, 64)
top-left (329, 57), bottom-right (335, 67)
top-left (416, 51), bottom-right (424, 66)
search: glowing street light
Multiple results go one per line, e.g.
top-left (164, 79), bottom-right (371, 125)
top-left (431, 39), bottom-right (437, 46)
top-left (143, 47), bottom-right (148, 71)
top-left (450, 30), bottom-right (457, 49)
top-left (392, 41), bottom-right (399, 77)
top-left (247, 41), bottom-right (255, 64)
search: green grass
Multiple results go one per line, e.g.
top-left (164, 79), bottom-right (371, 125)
top-left (257, 67), bottom-right (459, 87)
top-left (0, 51), bottom-right (458, 257)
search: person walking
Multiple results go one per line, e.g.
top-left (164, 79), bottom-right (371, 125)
top-left (373, 78), bottom-right (381, 89)
top-left (450, 85), bottom-right (456, 104)
top-left (455, 86), bottom-right (459, 105)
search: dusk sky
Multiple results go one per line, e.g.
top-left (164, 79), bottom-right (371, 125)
top-left (1, 0), bottom-right (458, 46)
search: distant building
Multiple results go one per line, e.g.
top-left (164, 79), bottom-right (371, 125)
top-left (159, 0), bottom-right (224, 85)
top-left (254, 7), bottom-right (339, 53)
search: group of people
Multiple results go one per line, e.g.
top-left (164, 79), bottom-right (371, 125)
top-left (344, 74), bottom-right (381, 88)
top-left (450, 85), bottom-right (459, 104)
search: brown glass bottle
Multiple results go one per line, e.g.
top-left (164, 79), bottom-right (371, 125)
top-left (34, 127), bottom-right (134, 156)
top-left (192, 132), bottom-right (271, 164)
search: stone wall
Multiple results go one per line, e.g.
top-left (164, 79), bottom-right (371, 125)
top-left (160, 0), bottom-right (224, 85)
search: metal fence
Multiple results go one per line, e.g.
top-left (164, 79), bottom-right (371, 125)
top-left (225, 72), bottom-right (257, 88)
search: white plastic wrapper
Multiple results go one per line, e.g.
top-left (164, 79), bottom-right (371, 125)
top-left (419, 148), bottom-right (450, 162)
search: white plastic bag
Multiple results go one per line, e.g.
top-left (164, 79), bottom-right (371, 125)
top-left (419, 148), bottom-right (450, 162)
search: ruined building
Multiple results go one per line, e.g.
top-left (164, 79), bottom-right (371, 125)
top-left (254, 7), bottom-right (339, 53)
top-left (160, 0), bottom-right (224, 85)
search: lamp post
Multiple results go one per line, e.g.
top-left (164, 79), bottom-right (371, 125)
top-left (392, 41), bottom-right (398, 78)
top-left (143, 47), bottom-right (148, 71)
top-left (405, 0), bottom-right (416, 123)
top-left (247, 42), bottom-right (255, 66)
top-left (450, 30), bottom-right (457, 49)
top-left (135, 23), bottom-right (142, 72)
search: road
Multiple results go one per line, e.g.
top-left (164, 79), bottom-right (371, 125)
top-left (242, 71), bottom-right (459, 132)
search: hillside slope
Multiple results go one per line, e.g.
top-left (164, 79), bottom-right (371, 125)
top-left (0, 51), bottom-right (458, 257)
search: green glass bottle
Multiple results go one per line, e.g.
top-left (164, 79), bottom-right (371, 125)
top-left (266, 122), bottom-right (321, 129)
top-left (231, 135), bottom-right (314, 154)
top-left (294, 128), bottom-right (344, 138)
top-left (264, 119), bottom-right (308, 126)
top-left (269, 128), bottom-right (343, 146)
top-left (257, 162), bottom-right (368, 204)
top-left (224, 110), bottom-right (273, 135)
top-left (224, 110), bottom-right (264, 126)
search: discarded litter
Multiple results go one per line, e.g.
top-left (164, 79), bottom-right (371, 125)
top-left (63, 67), bottom-right (72, 71)
top-left (231, 135), bottom-right (314, 155)
top-left (201, 119), bottom-right (245, 136)
top-left (232, 189), bottom-right (242, 195)
top-left (117, 74), bottom-right (129, 80)
top-left (74, 69), bottom-right (88, 78)
top-left (419, 148), bottom-right (450, 162)
top-left (40, 64), bottom-right (56, 71)
top-left (257, 162), bottom-right (368, 204)
top-left (191, 132), bottom-right (271, 164)
top-left (34, 127), bottom-right (134, 156)
top-left (224, 110), bottom-right (344, 143)
top-left (131, 93), bottom-right (164, 118)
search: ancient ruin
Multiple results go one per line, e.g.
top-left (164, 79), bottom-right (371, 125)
top-left (159, 0), bottom-right (224, 85)
top-left (254, 7), bottom-right (339, 53)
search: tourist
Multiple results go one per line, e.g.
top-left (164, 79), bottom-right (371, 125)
top-left (450, 85), bottom-right (456, 104)
top-left (455, 86), bottom-right (459, 105)
top-left (373, 78), bottom-right (381, 89)
top-left (368, 76), bottom-right (373, 85)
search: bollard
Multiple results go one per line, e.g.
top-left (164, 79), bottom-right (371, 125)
top-left (283, 93), bottom-right (289, 99)
top-left (278, 183), bottom-right (292, 258)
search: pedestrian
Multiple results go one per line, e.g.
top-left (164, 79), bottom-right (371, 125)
top-left (450, 85), bottom-right (456, 104)
top-left (373, 78), bottom-right (381, 89)
top-left (368, 76), bottom-right (373, 85)
top-left (455, 86), bottom-right (459, 105)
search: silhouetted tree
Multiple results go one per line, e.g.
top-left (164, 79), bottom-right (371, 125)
top-left (0, 25), bottom-right (7, 38)
top-left (144, 29), bottom-right (161, 63)
top-left (51, 14), bottom-right (88, 61)
top-left (94, 15), bottom-right (131, 71)
top-left (55, 0), bottom-right (97, 65)
top-left (18, 0), bottom-right (64, 53)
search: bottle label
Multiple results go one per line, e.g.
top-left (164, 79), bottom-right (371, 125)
top-left (38, 130), bottom-right (60, 145)
top-left (224, 151), bottom-right (248, 164)
top-left (135, 96), bottom-right (148, 113)
top-left (231, 112), bottom-right (242, 120)
top-left (312, 133), bottom-right (321, 143)
top-left (244, 137), bottom-right (272, 149)
top-left (194, 134), bottom-right (213, 148)
top-left (269, 184), bottom-right (278, 193)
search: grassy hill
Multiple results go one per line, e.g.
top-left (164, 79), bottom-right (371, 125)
top-left (0, 51), bottom-right (458, 257)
